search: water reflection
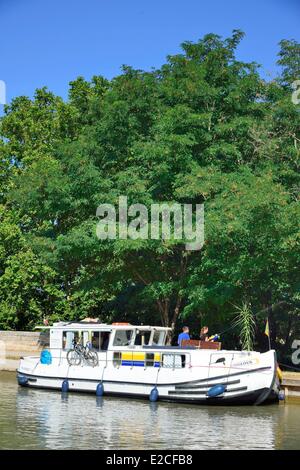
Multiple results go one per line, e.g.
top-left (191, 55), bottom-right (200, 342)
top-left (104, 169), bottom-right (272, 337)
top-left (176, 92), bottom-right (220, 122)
top-left (96, 396), bottom-right (104, 409)
top-left (0, 372), bottom-right (299, 450)
top-left (15, 387), bottom-right (279, 449)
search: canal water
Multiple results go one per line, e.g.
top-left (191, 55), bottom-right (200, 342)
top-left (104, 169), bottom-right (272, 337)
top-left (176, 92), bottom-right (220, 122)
top-left (0, 371), bottom-right (299, 450)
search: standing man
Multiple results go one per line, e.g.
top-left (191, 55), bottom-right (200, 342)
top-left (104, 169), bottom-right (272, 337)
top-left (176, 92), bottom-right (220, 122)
top-left (178, 326), bottom-right (190, 346)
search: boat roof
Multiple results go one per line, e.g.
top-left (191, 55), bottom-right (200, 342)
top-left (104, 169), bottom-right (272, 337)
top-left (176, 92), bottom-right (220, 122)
top-left (35, 322), bottom-right (172, 331)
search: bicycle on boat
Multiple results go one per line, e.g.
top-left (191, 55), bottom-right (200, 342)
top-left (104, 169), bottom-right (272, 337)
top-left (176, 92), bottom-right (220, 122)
top-left (67, 340), bottom-right (98, 367)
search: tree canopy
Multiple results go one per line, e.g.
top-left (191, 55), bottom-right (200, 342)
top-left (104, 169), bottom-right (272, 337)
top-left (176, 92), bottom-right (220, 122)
top-left (0, 31), bottom-right (299, 359)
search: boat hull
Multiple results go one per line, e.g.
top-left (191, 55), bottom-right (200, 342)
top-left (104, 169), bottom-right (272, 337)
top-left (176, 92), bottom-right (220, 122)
top-left (17, 349), bottom-right (280, 406)
top-left (16, 374), bottom-right (276, 405)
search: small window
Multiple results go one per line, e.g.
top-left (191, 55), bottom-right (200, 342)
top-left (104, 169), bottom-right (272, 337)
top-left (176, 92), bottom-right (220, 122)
top-left (113, 330), bottom-right (133, 347)
top-left (152, 330), bottom-right (166, 346)
top-left (91, 331), bottom-right (100, 351)
top-left (134, 330), bottom-right (151, 346)
top-left (63, 331), bottom-right (81, 350)
top-left (113, 352), bottom-right (122, 367)
top-left (162, 354), bottom-right (186, 369)
top-left (82, 331), bottom-right (89, 346)
top-left (145, 353), bottom-right (155, 367)
top-left (100, 332), bottom-right (110, 351)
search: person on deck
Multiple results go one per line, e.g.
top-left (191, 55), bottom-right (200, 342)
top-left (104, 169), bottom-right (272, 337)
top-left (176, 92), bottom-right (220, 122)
top-left (200, 326), bottom-right (209, 341)
top-left (178, 326), bottom-right (190, 346)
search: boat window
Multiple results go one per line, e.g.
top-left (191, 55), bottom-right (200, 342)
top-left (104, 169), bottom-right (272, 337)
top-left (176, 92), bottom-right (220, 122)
top-left (62, 331), bottom-right (81, 350)
top-left (113, 352), bottom-right (122, 367)
top-left (82, 331), bottom-right (89, 346)
top-left (91, 331), bottom-right (100, 351)
top-left (134, 330), bottom-right (151, 346)
top-left (113, 329), bottom-right (133, 347)
top-left (162, 354), bottom-right (186, 368)
top-left (62, 331), bottom-right (92, 349)
top-left (100, 332), bottom-right (110, 351)
top-left (145, 353), bottom-right (156, 367)
top-left (78, 331), bottom-right (110, 351)
top-left (151, 330), bottom-right (166, 346)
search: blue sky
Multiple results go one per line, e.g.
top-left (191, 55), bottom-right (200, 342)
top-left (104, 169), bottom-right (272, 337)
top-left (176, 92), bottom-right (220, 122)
top-left (0, 0), bottom-right (299, 105)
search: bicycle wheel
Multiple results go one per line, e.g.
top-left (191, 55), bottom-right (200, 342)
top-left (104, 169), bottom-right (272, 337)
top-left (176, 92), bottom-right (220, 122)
top-left (67, 349), bottom-right (81, 366)
top-left (86, 350), bottom-right (98, 367)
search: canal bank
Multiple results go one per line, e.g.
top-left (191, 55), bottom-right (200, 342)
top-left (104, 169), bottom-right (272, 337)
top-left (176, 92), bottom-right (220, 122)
top-left (0, 330), bottom-right (48, 371)
top-left (281, 372), bottom-right (300, 403)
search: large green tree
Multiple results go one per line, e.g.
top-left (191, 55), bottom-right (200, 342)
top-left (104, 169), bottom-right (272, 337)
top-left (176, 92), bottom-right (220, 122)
top-left (0, 31), bottom-right (299, 355)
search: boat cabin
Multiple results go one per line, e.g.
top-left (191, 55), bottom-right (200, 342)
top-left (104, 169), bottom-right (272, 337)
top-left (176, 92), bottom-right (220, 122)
top-left (47, 321), bottom-right (171, 352)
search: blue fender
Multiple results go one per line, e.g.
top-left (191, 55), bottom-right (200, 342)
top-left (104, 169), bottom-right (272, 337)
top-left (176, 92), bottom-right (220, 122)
top-left (18, 374), bottom-right (28, 386)
top-left (61, 379), bottom-right (69, 393)
top-left (207, 384), bottom-right (226, 398)
top-left (149, 387), bottom-right (159, 402)
top-left (96, 382), bottom-right (104, 397)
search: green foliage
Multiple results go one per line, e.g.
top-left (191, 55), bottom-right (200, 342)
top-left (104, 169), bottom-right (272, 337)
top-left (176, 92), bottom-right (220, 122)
top-left (0, 31), bottom-right (299, 354)
top-left (233, 303), bottom-right (256, 351)
top-left (277, 39), bottom-right (300, 86)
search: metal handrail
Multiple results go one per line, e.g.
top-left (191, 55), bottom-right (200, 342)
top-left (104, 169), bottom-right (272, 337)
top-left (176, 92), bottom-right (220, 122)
top-left (112, 350), bottom-right (190, 369)
top-left (23, 348), bottom-right (192, 370)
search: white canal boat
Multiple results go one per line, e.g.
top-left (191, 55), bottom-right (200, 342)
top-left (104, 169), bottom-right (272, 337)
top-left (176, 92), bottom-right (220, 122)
top-left (17, 321), bottom-right (281, 405)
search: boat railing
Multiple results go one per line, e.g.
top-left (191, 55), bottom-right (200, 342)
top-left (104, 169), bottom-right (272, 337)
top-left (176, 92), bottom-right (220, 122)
top-left (44, 348), bottom-right (108, 366)
top-left (24, 348), bottom-right (193, 370)
top-left (112, 350), bottom-right (191, 370)
top-left (207, 351), bottom-right (242, 385)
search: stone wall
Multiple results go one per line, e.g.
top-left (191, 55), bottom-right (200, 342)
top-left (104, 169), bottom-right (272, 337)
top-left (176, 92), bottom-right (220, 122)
top-left (0, 330), bottom-right (49, 371)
